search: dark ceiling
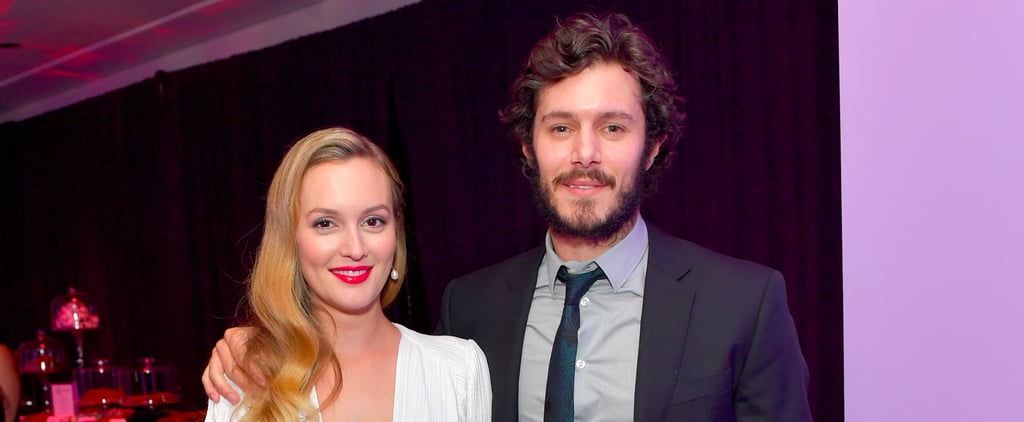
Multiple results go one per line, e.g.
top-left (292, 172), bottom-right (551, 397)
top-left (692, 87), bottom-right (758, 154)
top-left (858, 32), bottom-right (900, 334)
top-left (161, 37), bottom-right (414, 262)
top-left (0, 0), bottom-right (419, 123)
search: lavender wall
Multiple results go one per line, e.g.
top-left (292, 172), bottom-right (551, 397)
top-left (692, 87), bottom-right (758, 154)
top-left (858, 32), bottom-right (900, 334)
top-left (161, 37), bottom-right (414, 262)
top-left (841, 0), bottom-right (1024, 419)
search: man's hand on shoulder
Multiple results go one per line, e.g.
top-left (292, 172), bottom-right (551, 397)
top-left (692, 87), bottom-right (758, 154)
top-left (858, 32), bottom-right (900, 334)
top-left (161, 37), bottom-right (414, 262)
top-left (201, 326), bottom-right (261, 405)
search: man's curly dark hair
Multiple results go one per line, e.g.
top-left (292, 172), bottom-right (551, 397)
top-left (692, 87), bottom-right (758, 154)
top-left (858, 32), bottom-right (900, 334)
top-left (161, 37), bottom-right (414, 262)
top-left (500, 12), bottom-right (685, 189)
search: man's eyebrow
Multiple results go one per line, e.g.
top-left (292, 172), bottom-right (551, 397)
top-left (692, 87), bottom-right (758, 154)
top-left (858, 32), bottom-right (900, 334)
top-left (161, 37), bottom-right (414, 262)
top-left (538, 110), bottom-right (576, 123)
top-left (538, 110), bottom-right (638, 123)
top-left (599, 111), bottom-right (637, 122)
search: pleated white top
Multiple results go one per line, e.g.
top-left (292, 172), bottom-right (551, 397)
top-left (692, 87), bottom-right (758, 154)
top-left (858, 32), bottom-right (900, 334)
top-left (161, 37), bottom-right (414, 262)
top-left (205, 323), bottom-right (491, 421)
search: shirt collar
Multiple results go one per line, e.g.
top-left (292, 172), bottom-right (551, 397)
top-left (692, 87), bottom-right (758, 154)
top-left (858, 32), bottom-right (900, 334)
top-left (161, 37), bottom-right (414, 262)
top-left (540, 215), bottom-right (649, 294)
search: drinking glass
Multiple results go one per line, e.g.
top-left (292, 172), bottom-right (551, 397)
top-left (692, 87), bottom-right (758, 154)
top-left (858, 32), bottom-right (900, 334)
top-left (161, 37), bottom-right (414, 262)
top-left (15, 329), bottom-right (68, 413)
top-left (74, 358), bottom-right (123, 413)
top-left (117, 357), bottom-right (180, 409)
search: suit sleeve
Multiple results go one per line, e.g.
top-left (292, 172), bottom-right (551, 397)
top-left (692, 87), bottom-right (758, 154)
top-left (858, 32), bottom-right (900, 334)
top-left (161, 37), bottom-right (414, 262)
top-left (435, 278), bottom-right (457, 335)
top-left (735, 271), bottom-right (812, 421)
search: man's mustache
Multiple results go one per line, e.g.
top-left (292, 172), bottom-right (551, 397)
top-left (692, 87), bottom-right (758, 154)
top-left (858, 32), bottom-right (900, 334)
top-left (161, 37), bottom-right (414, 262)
top-left (552, 168), bottom-right (616, 188)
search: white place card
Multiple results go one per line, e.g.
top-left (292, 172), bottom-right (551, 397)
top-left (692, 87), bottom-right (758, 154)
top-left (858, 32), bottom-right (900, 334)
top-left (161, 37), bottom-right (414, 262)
top-left (49, 383), bottom-right (77, 417)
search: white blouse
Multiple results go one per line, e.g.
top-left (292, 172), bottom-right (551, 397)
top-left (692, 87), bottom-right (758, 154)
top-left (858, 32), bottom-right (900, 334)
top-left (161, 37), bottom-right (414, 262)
top-left (205, 323), bottom-right (491, 421)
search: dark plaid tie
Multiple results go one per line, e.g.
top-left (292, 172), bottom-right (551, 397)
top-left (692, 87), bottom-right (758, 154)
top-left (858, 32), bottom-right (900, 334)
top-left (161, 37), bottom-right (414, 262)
top-left (544, 264), bottom-right (606, 422)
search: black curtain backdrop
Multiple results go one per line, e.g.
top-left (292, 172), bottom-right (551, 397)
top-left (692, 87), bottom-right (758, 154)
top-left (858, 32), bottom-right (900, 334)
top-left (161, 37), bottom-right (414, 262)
top-left (0, 0), bottom-right (841, 419)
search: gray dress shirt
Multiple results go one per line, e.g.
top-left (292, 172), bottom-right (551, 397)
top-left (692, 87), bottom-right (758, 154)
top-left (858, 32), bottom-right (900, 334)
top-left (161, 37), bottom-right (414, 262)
top-left (518, 217), bottom-right (649, 421)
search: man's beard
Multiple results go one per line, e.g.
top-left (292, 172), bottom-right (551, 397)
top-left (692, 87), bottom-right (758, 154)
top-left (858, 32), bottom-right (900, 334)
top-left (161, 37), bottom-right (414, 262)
top-left (527, 161), bottom-right (650, 241)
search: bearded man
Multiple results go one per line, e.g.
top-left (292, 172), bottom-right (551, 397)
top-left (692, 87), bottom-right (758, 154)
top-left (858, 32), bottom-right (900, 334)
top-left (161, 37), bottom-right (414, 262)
top-left (435, 12), bottom-right (811, 422)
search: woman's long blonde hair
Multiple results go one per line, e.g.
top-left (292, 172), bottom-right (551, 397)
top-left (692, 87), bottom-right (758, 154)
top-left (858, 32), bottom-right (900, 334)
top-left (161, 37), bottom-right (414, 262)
top-left (240, 127), bottom-right (407, 421)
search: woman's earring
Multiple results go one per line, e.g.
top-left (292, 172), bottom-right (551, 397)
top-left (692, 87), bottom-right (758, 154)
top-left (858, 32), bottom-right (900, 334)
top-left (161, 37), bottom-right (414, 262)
top-left (390, 268), bottom-right (399, 280)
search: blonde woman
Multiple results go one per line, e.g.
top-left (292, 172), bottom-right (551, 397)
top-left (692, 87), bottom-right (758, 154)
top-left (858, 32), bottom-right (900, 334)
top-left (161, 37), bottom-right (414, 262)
top-left (204, 127), bottom-right (490, 421)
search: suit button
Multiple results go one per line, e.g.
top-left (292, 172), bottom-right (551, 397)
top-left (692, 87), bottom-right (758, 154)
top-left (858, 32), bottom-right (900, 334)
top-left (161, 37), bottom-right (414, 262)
top-left (580, 297), bottom-right (590, 307)
top-left (575, 359), bottom-right (586, 369)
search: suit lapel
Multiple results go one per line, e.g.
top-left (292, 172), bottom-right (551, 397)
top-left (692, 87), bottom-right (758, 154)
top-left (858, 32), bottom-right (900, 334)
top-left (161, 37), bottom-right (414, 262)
top-left (497, 246), bottom-right (546, 421)
top-left (634, 227), bottom-right (695, 420)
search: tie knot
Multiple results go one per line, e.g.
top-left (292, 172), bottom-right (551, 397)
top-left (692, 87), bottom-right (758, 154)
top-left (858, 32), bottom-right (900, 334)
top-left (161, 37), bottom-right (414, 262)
top-left (556, 264), bottom-right (605, 304)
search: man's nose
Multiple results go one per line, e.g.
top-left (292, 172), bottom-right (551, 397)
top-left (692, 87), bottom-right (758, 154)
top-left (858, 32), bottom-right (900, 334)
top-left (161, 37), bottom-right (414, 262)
top-left (571, 127), bottom-right (602, 167)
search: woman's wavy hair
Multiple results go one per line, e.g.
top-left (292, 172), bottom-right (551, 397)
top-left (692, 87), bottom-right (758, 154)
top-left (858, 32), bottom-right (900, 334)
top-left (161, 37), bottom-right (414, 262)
top-left (239, 127), bottom-right (407, 421)
top-left (500, 13), bottom-right (685, 191)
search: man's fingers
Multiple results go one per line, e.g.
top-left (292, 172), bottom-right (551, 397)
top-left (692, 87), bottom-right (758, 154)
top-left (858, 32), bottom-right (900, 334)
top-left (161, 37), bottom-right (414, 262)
top-left (201, 326), bottom-right (259, 406)
top-left (225, 327), bottom-right (265, 387)
top-left (201, 357), bottom-right (220, 403)
top-left (210, 339), bottom-right (241, 405)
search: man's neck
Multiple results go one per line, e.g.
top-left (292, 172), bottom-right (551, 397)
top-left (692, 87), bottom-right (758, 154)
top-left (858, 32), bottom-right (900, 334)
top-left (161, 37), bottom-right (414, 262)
top-left (549, 212), bottom-right (639, 262)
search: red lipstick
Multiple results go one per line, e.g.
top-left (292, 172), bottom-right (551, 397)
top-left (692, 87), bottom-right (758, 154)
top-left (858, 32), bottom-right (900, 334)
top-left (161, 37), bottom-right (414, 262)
top-left (330, 266), bottom-right (372, 284)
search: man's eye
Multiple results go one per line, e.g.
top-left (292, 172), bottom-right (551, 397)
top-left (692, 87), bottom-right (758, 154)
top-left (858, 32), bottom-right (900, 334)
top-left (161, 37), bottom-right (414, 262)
top-left (552, 125), bottom-right (570, 133)
top-left (607, 124), bottom-right (622, 132)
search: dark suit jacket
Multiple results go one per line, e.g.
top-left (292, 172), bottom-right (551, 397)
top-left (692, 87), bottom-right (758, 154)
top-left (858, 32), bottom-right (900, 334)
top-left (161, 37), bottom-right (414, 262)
top-left (437, 225), bottom-right (811, 421)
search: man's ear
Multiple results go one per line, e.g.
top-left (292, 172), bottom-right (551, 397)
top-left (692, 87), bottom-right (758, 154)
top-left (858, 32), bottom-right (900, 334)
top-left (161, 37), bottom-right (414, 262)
top-left (645, 136), bottom-right (666, 170)
top-left (521, 142), bottom-right (536, 168)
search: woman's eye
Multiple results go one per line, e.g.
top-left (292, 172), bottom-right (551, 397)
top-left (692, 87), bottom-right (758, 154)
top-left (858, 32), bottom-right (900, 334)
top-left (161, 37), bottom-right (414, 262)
top-left (364, 216), bottom-right (385, 228)
top-left (313, 218), bottom-right (334, 229)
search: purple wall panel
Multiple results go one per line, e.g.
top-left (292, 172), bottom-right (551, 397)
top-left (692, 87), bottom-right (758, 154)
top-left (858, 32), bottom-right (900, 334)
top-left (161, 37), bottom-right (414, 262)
top-left (841, 0), bottom-right (1024, 419)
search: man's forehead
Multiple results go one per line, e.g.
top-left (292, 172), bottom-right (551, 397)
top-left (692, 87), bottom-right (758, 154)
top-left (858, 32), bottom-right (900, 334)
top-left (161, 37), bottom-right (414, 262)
top-left (534, 64), bottom-right (642, 112)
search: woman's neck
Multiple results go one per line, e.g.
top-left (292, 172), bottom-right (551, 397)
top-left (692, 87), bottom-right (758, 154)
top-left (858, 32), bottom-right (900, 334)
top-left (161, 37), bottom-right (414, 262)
top-left (313, 303), bottom-right (400, 421)
top-left (315, 304), bottom-right (399, 359)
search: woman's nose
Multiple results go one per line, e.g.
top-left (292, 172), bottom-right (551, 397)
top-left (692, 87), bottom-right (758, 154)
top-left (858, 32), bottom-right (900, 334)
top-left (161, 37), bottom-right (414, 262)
top-left (337, 228), bottom-right (367, 260)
